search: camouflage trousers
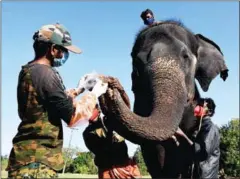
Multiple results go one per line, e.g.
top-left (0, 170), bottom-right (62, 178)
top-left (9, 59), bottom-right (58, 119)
top-left (8, 162), bottom-right (58, 179)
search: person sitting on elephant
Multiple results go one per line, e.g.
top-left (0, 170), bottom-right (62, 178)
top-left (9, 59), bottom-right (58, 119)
top-left (192, 97), bottom-right (220, 179)
top-left (140, 9), bottom-right (161, 26)
top-left (83, 77), bottom-right (142, 179)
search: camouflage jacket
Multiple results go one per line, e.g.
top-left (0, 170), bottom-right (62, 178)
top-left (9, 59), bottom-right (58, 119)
top-left (7, 63), bottom-right (74, 172)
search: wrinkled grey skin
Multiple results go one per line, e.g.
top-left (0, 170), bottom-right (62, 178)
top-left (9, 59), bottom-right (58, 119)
top-left (100, 20), bottom-right (228, 178)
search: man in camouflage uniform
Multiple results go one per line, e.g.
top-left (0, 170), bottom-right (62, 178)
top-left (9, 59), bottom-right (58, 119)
top-left (6, 23), bottom-right (107, 178)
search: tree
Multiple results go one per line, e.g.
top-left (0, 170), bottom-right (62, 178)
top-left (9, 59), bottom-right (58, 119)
top-left (68, 152), bottom-right (98, 174)
top-left (219, 118), bottom-right (240, 177)
top-left (133, 147), bottom-right (149, 176)
top-left (62, 146), bottom-right (81, 173)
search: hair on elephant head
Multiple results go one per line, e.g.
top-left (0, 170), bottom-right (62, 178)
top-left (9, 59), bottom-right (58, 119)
top-left (100, 20), bottom-right (228, 145)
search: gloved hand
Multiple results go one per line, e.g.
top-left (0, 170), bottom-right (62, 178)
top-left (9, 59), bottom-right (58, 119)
top-left (76, 76), bottom-right (86, 90)
top-left (76, 73), bottom-right (101, 91)
top-left (85, 78), bottom-right (97, 91)
top-left (90, 79), bottom-right (108, 98)
top-left (65, 88), bottom-right (84, 98)
top-left (76, 73), bottom-right (94, 90)
top-left (68, 93), bottom-right (98, 127)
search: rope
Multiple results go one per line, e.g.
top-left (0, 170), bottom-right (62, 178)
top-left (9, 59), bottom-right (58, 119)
top-left (191, 101), bottom-right (207, 178)
top-left (198, 114), bottom-right (204, 133)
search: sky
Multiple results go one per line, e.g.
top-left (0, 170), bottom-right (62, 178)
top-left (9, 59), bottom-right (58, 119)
top-left (1, 1), bottom-right (239, 157)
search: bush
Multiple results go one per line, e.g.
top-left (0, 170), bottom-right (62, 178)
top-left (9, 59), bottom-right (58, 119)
top-left (133, 147), bottom-right (149, 176)
top-left (219, 118), bottom-right (240, 177)
top-left (68, 152), bottom-right (98, 174)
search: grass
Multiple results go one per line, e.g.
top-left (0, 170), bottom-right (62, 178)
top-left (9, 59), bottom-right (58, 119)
top-left (1, 171), bottom-right (151, 178)
top-left (1, 171), bottom-right (97, 178)
top-left (2, 171), bottom-right (239, 179)
top-left (1, 171), bottom-right (95, 178)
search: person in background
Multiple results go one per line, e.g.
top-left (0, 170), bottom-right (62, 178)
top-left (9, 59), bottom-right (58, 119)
top-left (83, 77), bottom-right (142, 179)
top-left (192, 97), bottom-right (220, 179)
top-left (6, 23), bottom-right (107, 178)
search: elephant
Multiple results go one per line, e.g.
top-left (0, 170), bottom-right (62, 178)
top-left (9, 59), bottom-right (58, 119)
top-left (99, 20), bottom-right (229, 178)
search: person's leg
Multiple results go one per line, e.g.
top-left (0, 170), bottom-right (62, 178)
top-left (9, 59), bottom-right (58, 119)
top-left (8, 162), bottom-right (58, 179)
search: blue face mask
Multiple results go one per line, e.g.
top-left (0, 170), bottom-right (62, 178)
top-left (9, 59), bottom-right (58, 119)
top-left (144, 17), bottom-right (155, 25)
top-left (53, 51), bottom-right (69, 67)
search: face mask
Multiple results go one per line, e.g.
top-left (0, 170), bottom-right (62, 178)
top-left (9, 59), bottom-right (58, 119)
top-left (53, 51), bottom-right (69, 67)
top-left (144, 17), bottom-right (155, 25)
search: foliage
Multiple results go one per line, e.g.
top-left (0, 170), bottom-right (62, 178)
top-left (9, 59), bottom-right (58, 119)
top-left (62, 146), bottom-right (81, 173)
top-left (219, 118), bottom-right (240, 177)
top-left (67, 152), bottom-right (98, 174)
top-left (2, 118), bottom-right (239, 178)
top-left (133, 147), bottom-right (149, 176)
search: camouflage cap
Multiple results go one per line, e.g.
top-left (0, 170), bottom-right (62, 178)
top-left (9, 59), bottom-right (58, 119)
top-left (34, 23), bottom-right (82, 54)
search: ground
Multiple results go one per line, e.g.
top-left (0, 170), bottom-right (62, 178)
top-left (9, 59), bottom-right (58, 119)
top-left (1, 171), bottom-right (151, 178)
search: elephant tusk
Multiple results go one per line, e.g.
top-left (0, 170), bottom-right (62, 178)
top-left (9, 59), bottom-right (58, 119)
top-left (172, 135), bottom-right (180, 146)
top-left (175, 127), bottom-right (193, 146)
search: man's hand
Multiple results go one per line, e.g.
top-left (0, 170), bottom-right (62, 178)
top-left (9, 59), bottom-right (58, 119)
top-left (66, 88), bottom-right (84, 99)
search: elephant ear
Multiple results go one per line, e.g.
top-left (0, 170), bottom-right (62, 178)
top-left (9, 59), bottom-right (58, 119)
top-left (195, 34), bottom-right (229, 92)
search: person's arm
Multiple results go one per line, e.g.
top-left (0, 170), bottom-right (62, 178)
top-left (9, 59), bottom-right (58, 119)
top-left (33, 66), bottom-right (103, 127)
top-left (193, 124), bottom-right (219, 161)
top-left (68, 77), bottom-right (108, 127)
top-left (202, 125), bottom-right (220, 158)
top-left (65, 88), bottom-right (85, 99)
top-left (194, 140), bottom-right (208, 161)
top-left (31, 65), bottom-right (74, 125)
top-left (83, 127), bottom-right (108, 156)
top-left (68, 93), bottom-right (97, 127)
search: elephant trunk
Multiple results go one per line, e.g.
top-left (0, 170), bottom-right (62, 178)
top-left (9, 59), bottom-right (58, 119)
top-left (104, 56), bottom-right (188, 144)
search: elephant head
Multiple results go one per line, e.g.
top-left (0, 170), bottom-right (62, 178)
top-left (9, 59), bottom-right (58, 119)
top-left (100, 20), bottom-right (228, 144)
